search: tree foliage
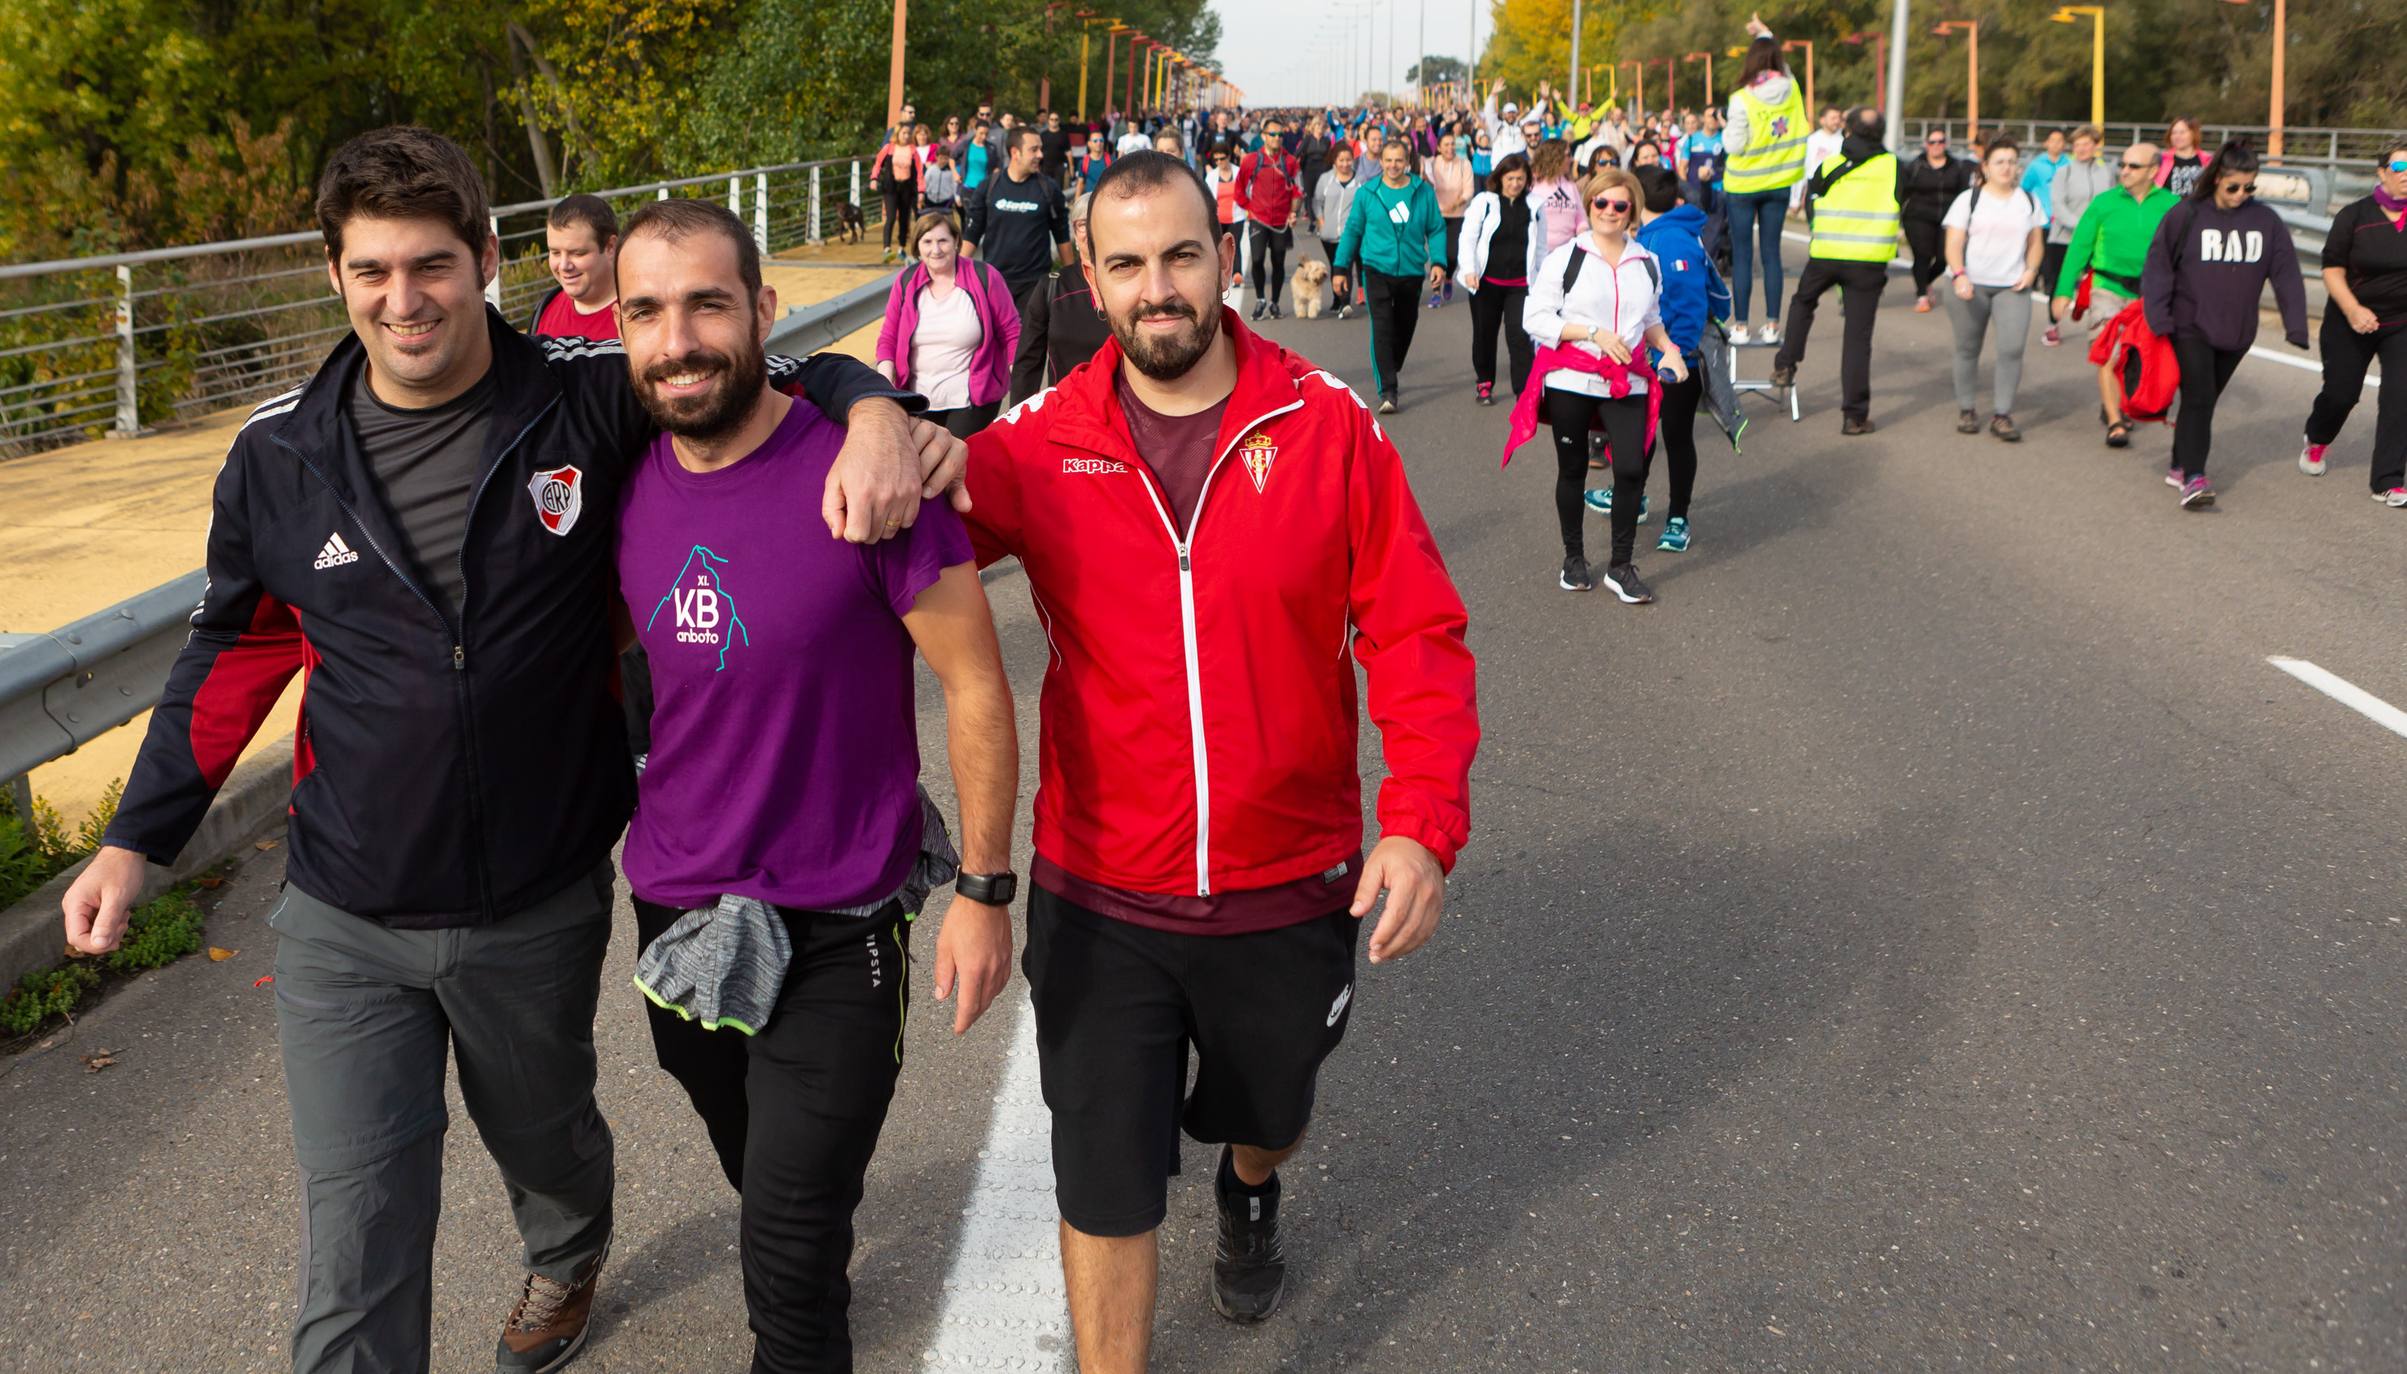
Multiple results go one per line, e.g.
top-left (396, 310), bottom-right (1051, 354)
top-left (0, 0), bottom-right (1223, 260)
top-left (1479, 0), bottom-right (2407, 132)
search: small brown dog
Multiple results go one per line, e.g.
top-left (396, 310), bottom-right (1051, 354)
top-left (1290, 260), bottom-right (1331, 319)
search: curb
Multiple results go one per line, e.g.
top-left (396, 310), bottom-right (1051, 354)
top-left (0, 735), bottom-right (293, 991)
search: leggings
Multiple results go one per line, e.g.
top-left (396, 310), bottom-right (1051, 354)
top-left (1321, 240), bottom-right (1359, 307)
top-left (1655, 365), bottom-right (1703, 520)
top-left (635, 896), bottom-right (912, 1373)
top-left (2305, 313), bottom-right (2407, 494)
top-left (1545, 386), bottom-right (1654, 566)
top-left (1249, 222), bottom-right (1291, 306)
top-left (1442, 217), bottom-right (1465, 292)
top-left (1904, 218), bottom-right (1948, 298)
top-left (1468, 281), bottom-right (1533, 393)
top-left (1947, 283), bottom-right (2034, 415)
top-left (2171, 332), bottom-right (2248, 481)
top-left (922, 400), bottom-right (1001, 439)
top-left (1363, 268), bottom-right (1422, 395)
top-left (1724, 188), bottom-right (1790, 324)
top-left (881, 179), bottom-right (916, 249)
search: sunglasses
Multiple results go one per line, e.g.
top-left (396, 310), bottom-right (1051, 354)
top-left (1592, 196), bottom-right (1632, 213)
top-left (2225, 182), bottom-right (2257, 194)
top-left (2387, 159), bottom-right (2407, 173)
top-left (1926, 138), bottom-right (1948, 146)
top-left (2120, 160), bottom-right (2150, 170)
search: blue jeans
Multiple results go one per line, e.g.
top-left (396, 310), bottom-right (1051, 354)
top-left (1725, 188), bottom-right (1790, 324)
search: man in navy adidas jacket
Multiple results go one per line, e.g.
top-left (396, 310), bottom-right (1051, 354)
top-left (59, 127), bottom-right (960, 1374)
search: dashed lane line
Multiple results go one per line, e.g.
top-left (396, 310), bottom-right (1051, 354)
top-left (920, 998), bottom-right (1071, 1371)
top-left (2269, 656), bottom-right (2407, 740)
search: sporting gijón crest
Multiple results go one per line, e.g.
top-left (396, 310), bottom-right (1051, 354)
top-left (527, 464), bottom-right (584, 536)
top-left (1238, 431), bottom-right (1279, 493)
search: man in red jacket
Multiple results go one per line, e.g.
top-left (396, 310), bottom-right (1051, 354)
top-left (1235, 119), bottom-right (1303, 321)
top-left (964, 151), bottom-right (1479, 1371)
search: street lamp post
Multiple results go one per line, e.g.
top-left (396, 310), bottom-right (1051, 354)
top-left (1128, 37), bottom-right (1150, 116)
top-left (1657, 55), bottom-right (1676, 114)
top-left (2219, 0), bottom-right (2285, 159)
top-left (1078, 14), bottom-right (1119, 122)
top-left (1618, 59), bottom-right (1643, 118)
top-left (1683, 51), bottom-right (1714, 109)
top-left (2049, 7), bottom-right (2105, 128)
top-left (1841, 30), bottom-right (1888, 105)
top-left (1104, 24), bottom-right (1127, 121)
top-left (887, 0), bottom-right (909, 131)
top-left (1783, 39), bottom-right (1814, 114)
top-left (1931, 20), bottom-right (1979, 144)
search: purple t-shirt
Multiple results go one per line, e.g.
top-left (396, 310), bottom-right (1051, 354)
top-left (615, 399), bottom-right (972, 910)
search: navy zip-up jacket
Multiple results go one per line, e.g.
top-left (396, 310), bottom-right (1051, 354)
top-left (103, 308), bottom-right (912, 927)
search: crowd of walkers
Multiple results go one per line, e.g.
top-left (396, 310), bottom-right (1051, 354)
top-left (42, 35), bottom-right (2399, 1374)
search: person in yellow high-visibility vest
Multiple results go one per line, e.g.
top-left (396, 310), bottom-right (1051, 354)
top-left (1769, 107), bottom-right (1905, 435)
top-left (1721, 27), bottom-right (1809, 346)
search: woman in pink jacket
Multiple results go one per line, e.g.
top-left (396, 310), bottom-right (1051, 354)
top-left (876, 211), bottom-right (1023, 436)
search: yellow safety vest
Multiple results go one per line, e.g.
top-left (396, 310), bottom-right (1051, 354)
top-left (1725, 81), bottom-right (1809, 194)
top-left (1808, 153), bottom-right (1901, 262)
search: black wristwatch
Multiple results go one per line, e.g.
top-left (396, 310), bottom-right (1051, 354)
top-left (956, 871), bottom-right (1018, 906)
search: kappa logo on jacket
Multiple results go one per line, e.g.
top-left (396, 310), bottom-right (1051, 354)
top-left (1063, 456), bottom-right (1130, 475)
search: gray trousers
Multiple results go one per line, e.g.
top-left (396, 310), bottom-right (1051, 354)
top-left (1948, 281), bottom-right (2034, 415)
top-left (270, 863), bottom-right (617, 1374)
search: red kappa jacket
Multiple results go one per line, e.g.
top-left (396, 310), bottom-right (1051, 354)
top-left (963, 312), bottom-right (1478, 897)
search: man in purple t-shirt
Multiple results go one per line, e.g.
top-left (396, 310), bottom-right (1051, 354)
top-left (610, 198), bottom-right (1019, 1369)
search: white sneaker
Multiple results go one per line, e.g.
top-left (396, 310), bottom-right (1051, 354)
top-left (1758, 323), bottom-right (1782, 346)
top-left (1728, 324), bottom-right (1751, 345)
top-left (2299, 439), bottom-right (2328, 476)
top-left (2377, 487), bottom-right (2407, 507)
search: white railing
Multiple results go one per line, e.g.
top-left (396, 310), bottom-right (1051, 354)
top-left (0, 156), bottom-right (890, 458)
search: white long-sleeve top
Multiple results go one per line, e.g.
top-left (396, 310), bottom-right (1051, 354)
top-left (1523, 234), bottom-right (1665, 398)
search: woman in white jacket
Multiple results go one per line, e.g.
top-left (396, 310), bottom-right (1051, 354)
top-left (1457, 152), bottom-right (1534, 403)
top-left (1524, 166), bottom-right (1686, 603)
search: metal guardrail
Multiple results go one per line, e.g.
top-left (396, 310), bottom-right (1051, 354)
top-left (1902, 120), bottom-right (2400, 178)
top-left (0, 155), bottom-right (893, 459)
top-left (0, 272), bottom-right (896, 809)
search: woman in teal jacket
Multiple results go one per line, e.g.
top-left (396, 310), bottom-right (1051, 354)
top-left (1333, 140), bottom-right (1448, 412)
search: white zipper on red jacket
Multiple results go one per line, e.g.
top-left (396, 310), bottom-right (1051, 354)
top-left (1130, 395), bottom-right (1305, 895)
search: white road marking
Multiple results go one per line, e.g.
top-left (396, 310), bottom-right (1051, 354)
top-left (921, 998), bottom-right (1070, 1371)
top-left (2268, 657), bottom-right (2407, 739)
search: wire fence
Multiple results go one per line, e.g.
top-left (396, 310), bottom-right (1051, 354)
top-left (0, 156), bottom-right (896, 460)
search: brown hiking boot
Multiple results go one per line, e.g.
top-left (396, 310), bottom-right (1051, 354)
top-left (495, 1235), bottom-right (609, 1373)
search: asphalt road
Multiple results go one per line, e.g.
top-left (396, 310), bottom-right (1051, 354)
top-left (3, 236), bottom-right (2403, 1373)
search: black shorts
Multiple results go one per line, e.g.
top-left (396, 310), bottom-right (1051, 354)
top-left (1023, 885), bottom-right (1362, 1237)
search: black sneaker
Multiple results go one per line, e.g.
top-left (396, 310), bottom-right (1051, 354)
top-left (1841, 415), bottom-right (1876, 435)
top-left (1558, 554), bottom-right (1592, 591)
top-left (1600, 563), bottom-right (1655, 605)
top-left (1989, 413), bottom-right (2022, 442)
top-left (1378, 392), bottom-right (1398, 414)
top-left (1212, 1152), bottom-right (1287, 1323)
top-left (1956, 410), bottom-right (1981, 435)
top-left (1251, 301), bottom-right (1267, 321)
top-left (1267, 302), bottom-right (1283, 320)
top-left (1769, 358), bottom-right (1796, 388)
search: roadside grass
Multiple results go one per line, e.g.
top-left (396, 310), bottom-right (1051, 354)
top-left (0, 780), bottom-right (220, 1041)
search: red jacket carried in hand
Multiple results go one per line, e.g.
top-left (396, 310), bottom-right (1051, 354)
top-left (962, 312), bottom-right (1478, 900)
top-left (2087, 298), bottom-right (2180, 423)
top-left (1236, 150), bottom-right (1302, 230)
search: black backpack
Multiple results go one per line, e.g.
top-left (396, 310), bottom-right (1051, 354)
top-left (1561, 243), bottom-right (1660, 296)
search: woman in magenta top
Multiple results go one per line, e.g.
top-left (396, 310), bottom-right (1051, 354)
top-left (875, 211), bottom-right (1022, 437)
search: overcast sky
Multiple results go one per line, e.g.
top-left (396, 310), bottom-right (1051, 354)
top-left (1211, 0), bottom-right (1487, 107)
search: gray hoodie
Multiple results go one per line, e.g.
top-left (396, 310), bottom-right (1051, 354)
top-left (2049, 156), bottom-right (2113, 245)
top-left (1313, 165), bottom-right (1363, 241)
